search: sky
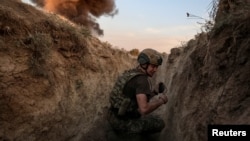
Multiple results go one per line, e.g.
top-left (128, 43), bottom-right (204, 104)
top-left (22, 0), bottom-right (213, 53)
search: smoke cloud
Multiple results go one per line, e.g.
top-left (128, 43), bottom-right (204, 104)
top-left (31, 0), bottom-right (118, 35)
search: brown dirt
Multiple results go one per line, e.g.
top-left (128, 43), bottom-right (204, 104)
top-left (1, 0), bottom-right (250, 141)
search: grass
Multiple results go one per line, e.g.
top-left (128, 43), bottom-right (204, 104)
top-left (27, 32), bottom-right (52, 77)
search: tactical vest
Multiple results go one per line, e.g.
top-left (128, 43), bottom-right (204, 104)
top-left (109, 69), bottom-right (145, 116)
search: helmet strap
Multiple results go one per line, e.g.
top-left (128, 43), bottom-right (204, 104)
top-left (140, 63), bottom-right (150, 76)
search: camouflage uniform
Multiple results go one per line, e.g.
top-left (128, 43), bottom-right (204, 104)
top-left (108, 68), bottom-right (165, 134)
top-left (108, 111), bottom-right (165, 134)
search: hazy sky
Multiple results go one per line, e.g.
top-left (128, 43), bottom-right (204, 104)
top-left (22, 0), bottom-right (213, 53)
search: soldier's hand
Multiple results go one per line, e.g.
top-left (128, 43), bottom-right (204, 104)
top-left (159, 94), bottom-right (168, 104)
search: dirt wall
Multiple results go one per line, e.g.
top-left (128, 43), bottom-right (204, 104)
top-left (1, 0), bottom-right (249, 141)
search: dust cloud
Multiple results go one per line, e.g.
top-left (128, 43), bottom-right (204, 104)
top-left (31, 0), bottom-right (118, 35)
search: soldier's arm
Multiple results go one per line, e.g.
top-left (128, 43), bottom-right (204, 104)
top-left (136, 93), bottom-right (166, 116)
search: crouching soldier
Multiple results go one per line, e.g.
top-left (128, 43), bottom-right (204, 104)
top-left (108, 48), bottom-right (168, 140)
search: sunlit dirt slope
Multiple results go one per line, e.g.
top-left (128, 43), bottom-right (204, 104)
top-left (0, 0), bottom-right (249, 141)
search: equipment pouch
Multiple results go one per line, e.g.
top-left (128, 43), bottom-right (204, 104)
top-left (118, 98), bottom-right (131, 116)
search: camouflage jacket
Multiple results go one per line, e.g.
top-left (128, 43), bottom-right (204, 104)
top-left (109, 68), bottom-right (146, 117)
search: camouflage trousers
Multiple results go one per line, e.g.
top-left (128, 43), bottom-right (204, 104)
top-left (107, 110), bottom-right (165, 134)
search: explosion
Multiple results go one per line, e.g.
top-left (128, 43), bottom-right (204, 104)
top-left (31, 0), bottom-right (118, 35)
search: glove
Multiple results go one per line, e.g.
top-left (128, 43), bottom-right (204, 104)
top-left (153, 82), bottom-right (166, 94)
top-left (158, 82), bottom-right (166, 93)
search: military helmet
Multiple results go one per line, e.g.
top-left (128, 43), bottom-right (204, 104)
top-left (137, 48), bottom-right (163, 65)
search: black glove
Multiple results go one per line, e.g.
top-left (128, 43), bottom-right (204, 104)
top-left (158, 82), bottom-right (166, 93)
top-left (153, 82), bottom-right (166, 94)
